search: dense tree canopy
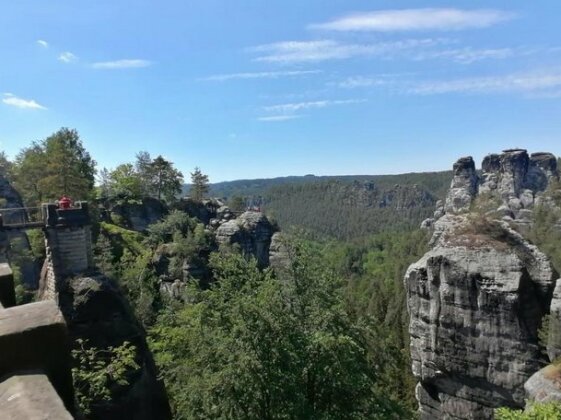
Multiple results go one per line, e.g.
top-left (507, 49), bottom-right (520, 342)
top-left (149, 244), bottom-right (411, 420)
top-left (149, 155), bottom-right (184, 202)
top-left (97, 152), bottom-right (184, 203)
top-left (12, 128), bottom-right (96, 205)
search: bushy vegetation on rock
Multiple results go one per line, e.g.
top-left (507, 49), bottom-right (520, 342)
top-left (150, 243), bottom-right (412, 419)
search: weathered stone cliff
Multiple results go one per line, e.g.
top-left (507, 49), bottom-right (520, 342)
top-left (59, 274), bottom-right (171, 420)
top-left (406, 215), bottom-right (557, 418)
top-left (424, 149), bottom-right (560, 233)
top-left (216, 211), bottom-right (276, 268)
top-left (107, 197), bottom-right (168, 232)
top-left (407, 150), bottom-right (561, 418)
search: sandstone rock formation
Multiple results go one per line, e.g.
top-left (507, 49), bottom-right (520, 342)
top-left (269, 232), bottom-right (290, 274)
top-left (408, 150), bottom-right (561, 418)
top-left (216, 211), bottom-right (276, 268)
top-left (174, 197), bottom-right (223, 226)
top-left (0, 373), bottom-right (74, 420)
top-left (406, 214), bottom-right (558, 418)
top-left (424, 149), bottom-right (560, 233)
top-left (108, 197), bottom-right (167, 232)
top-left (444, 156), bottom-right (478, 214)
top-left (59, 274), bottom-right (171, 420)
top-left (525, 364), bottom-right (561, 404)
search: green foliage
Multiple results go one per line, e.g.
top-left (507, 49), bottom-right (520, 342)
top-left (12, 128), bottom-right (96, 205)
top-left (148, 155), bottom-right (184, 202)
top-left (528, 197), bottom-right (561, 274)
top-left (227, 195), bottom-right (246, 212)
top-left (0, 151), bottom-right (13, 179)
top-left (27, 229), bottom-right (46, 260)
top-left (189, 171), bottom-right (450, 239)
top-left (97, 152), bottom-right (183, 203)
top-left (100, 222), bottom-right (145, 255)
top-left (146, 210), bottom-right (198, 245)
top-left (150, 245), bottom-right (410, 419)
top-left (321, 229), bottom-right (429, 408)
top-left (104, 163), bottom-right (145, 203)
top-left (95, 222), bottom-right (160, 325)
top-left (189, 167), bottom-right (209, 202)
top-left (261, 179), bottom-right (445, 239)
top-left (495, 401), bottom-right (561, 419)
top-left (8, 236), bottom-right (36, 304)
top-left (471, 192), bottom-right (502, 216)
top-left (71, 338), bottom-right (139, 416)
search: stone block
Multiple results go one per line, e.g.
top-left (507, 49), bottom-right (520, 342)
top-left (0, 301), bottom-right (74, 411)
top-left (0, 372), bottom-right (73, 419)
top-left (0, 263), bottom-right (15, 308)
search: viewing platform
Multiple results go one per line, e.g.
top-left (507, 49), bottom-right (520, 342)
top-left (0, 201), bottom-right (90, 231)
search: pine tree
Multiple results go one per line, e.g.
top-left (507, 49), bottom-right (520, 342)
top-left (190, 167), bottom-right (209, 202)
top-left (148, 156), bottom-right (183, 202)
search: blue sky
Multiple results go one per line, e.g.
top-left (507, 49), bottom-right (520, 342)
top-left (1, 1), bottom-right (561, 182)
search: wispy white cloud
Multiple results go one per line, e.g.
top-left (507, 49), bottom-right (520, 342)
top-left (338, 76), bottom-right (399, 89)
top-left (200, 69), bottom-right (321, 82)
top-left (309, 8), bottom-right (515, 32)
top-left (251, 38), bottom-right (447, 63)
top-left (258, 115), bottom-right (303, 122)
top-left (409, 72), bottom-right (561, 95)
top-left (414, 47), bottom-right (514, 64)
top-left (92, 59), bottom-right (152, 69)
top-left (337, 70), bottom-right (561, 98)
top-left (58, 52), bottom-right (78, 63)
top-left (264, 99), bottom-right (366, 113)
top-left (37, 39), bottom-right (49, 48)
top-left (2, 93), bottom-right (47, 110)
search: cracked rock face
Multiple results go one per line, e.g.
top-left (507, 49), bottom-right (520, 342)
top-left (215, 211), bottom-right (275, 268)
top-left (444, 156), bottom-right (478, 214)
top-left (405, 215), bottom-right (557, 419)
top-left (426, 150), bottom-right (560, 235)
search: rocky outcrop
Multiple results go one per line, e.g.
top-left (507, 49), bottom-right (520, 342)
top-left (59, 274), bottom-right (171, 420)
top-left (173, 197), bottom-right (223, 225)
top-left (0, 373), bottom-right (73, 420)
top-left (269, 232), bottom-right (290, 275)
top-left (525, 364), bottom-right (561, 404)
top-left (423, 150), bottom-right (560, 232)
top-left (108, 197), bottom-right (167, 232)
top-left (406, 214), bottom-right (557, 419)
top-left (547, 281), bottom-right (561, 362)
top-left (216, 211), bottom-right (276, 268)
top-left (444, 156), bottom-right (478, 214)
top-left (409, 150), bottom-right (561, 418)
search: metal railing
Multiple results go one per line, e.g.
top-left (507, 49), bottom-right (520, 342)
top-left (0, 207), bottom-right (44, 228)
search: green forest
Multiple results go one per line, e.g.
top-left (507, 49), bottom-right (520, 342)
top-left (2, 128), bottom-right (561, 419)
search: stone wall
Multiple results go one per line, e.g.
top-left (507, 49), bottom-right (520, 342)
top-left (0, 278), bottom-right (75, 418)
top-left (40, 220), bottom-right (94, 302)
top-left (0, 262), bottom-right (15, 308)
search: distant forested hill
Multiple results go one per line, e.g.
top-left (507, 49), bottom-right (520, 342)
top-left (185, 171), bottom-right (452, 239)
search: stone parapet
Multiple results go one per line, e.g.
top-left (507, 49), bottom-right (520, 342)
top-left (0, 372), bottom-right (73, 419)
top-left (0, 263), bottom-right (15, 308)
top-left (0, 301), bottom-right (74, 412)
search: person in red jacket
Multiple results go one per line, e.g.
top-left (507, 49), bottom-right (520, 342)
top-left (59, 195), bottom-right (72, 209)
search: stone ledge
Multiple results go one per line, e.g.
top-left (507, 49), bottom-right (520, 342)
top-left (0, 301), bottom-right (74, 412)
top-left (0, 263), bottom-right (15, 308)
top-left (0, 372), bottom-right (73, 419)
